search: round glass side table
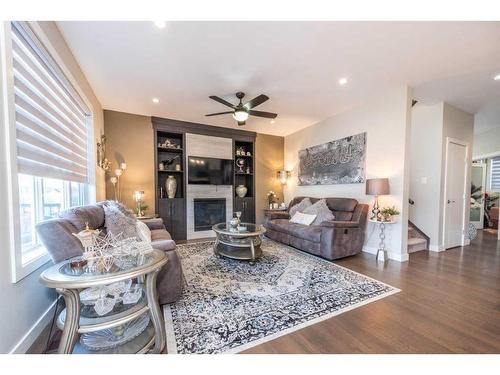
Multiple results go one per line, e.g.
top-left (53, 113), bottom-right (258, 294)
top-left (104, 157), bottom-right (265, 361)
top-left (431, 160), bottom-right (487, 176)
top-left (40, 249), bottom-right (167, 354)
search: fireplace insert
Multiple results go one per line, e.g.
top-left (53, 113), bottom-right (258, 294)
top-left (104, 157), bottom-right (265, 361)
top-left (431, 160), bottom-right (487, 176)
top-left (194, 198), bottom-right (226, 231)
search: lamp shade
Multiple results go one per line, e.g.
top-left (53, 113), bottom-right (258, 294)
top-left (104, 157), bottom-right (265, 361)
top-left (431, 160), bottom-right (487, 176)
top-left (366, 178), bottom-right (390, 196)
top-left (133, 190), bottom-right (144, 202)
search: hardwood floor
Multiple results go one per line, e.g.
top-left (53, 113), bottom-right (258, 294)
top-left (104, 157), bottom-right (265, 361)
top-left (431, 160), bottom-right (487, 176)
top-left (36, 230), bottom-right (499, 354)
top-left (243, 230), bottom-right (500, 353)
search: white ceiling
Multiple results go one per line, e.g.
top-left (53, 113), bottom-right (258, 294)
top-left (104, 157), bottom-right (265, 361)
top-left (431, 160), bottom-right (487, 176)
top-left (57, 21), bottom-right (500, 136)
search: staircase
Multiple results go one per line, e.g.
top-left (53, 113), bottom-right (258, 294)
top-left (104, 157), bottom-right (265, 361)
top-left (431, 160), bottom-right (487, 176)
top-left (408, 222), bottom-right (428, 253)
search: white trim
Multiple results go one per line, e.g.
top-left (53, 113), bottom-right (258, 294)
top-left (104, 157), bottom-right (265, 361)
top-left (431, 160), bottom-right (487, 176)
top-left (470, 163), bottom-right (486, 229)
top-left (441, 137), bottom-right (469, 250)
top-left (429, 244), bottom-right (445, 252)
top-left (9, 297), bottom-right (58, 353)
top-left (472, 150), bottom-right (500, 161)
top-left (164, 240), bottom-right (401, 354)
top-left (362, 246), bottom-right (409, 262)
top-left (1, 22), bottom-right (27, 282)
top-left (2, 21), bottom-right (96, 282)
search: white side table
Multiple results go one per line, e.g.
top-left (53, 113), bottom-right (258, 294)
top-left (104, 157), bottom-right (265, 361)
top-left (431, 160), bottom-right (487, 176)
top-left (369, 219), bottom-right (397, 262)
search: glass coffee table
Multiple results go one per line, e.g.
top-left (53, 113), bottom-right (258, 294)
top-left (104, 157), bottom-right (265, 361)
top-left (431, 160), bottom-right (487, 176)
top-left (212, 222), bottom-right (266, 265)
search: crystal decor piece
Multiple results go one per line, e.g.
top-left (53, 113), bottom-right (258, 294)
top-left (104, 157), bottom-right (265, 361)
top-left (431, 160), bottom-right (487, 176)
top-left (80, 314), bottom-right (150, 351)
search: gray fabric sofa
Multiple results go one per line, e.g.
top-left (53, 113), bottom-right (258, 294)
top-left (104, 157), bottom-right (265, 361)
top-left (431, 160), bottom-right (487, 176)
top-left (36, 202), bottom-right (184, 304)
top-left (264, 197), bottom-right (368, 260)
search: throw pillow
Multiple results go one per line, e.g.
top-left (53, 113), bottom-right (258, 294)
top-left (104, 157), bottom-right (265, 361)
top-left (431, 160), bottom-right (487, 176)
top-left (136, 220), bottom-right (152, 243)
top-left (303, 199), bottom-right (335, 225)
top-left (290, 212), bottom-right (317, 226)
top-left (289, 197), bottom-right (312, 218)
top-left (103, 203), bottom-right (138, 240)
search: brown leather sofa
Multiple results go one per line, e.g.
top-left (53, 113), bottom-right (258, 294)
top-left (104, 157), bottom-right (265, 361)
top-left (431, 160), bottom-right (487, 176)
top-left (36, 202), bottom-right (184, 304)
top-left (264, 197), bottom-right (368, 260)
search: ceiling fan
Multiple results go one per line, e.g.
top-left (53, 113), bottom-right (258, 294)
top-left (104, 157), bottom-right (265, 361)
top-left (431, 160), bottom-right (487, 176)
top-left (206, 92), bottom-right (278, 126)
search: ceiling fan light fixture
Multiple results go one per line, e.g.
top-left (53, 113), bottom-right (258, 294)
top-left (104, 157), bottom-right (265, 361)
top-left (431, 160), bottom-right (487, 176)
top-left (232, 109), bottom-right (249, 122)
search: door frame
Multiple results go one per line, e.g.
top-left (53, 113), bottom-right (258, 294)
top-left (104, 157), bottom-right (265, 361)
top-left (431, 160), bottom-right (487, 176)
top-left (441, 137), bottom-right (470, 249)
top-left (470, 162), bottom-right (487, 229)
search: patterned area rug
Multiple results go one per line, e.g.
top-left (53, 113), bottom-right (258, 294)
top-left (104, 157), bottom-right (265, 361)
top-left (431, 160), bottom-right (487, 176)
top-left (164, 239), bottom-right (399, 354)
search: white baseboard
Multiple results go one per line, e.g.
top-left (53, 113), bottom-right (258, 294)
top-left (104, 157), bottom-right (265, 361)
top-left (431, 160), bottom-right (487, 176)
top-left (362, 246), bottom-right (409, 262)
top-left (9, 298), bottom-right (58, 354)
top-left (429, 244), bottom-right (445, 252)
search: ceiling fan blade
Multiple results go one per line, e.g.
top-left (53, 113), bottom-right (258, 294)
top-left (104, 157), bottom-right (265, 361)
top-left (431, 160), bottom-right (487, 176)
top-left (248, 110), bottom-right (278, 119)
top-left (244, 94), bottom-right (269, 109)
top-left (209, 96), bottom-right (235, 108)
top-left (205, 111), bottom-right (234, 117)
top-left (237, 121), bottom-right (246, 126)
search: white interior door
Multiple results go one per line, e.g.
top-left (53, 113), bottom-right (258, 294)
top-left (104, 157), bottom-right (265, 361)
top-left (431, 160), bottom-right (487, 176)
top-left (444, 141), bottom-right (468, 248)
top-left (470, 163), bottom-right (486, 229)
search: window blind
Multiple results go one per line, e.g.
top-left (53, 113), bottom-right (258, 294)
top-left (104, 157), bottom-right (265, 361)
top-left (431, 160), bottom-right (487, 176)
top-left (491, 157), bottom-right (500, 191)
top-left (11, 22), bottom-right (90, 183)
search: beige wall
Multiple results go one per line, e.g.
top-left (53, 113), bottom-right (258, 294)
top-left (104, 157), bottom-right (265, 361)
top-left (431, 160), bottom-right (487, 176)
top-left (103, 110), bottom-right (155, 212)
top-left (104, 111), bottom-right (285, 223)
top-left (255, 134), bottom-right (284, 224)
top-left (284, 87), bottom-right (412, 261)
top-left (0, 21), bottom-right (104, 353)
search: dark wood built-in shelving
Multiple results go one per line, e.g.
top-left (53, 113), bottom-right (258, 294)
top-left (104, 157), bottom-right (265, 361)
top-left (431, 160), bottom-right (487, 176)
top-left (234, 139), bottom-right (256, 223)
top-left (153, 117), bottom-right (257, 241)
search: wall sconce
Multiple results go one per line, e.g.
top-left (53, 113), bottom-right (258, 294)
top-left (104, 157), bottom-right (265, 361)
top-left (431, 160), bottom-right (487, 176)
top-left (277, 170), bottom-right (291, 185)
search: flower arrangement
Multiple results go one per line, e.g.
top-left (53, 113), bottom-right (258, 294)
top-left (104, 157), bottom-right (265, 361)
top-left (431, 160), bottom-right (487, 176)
top-left (380, 206), bottom-right (400, 222)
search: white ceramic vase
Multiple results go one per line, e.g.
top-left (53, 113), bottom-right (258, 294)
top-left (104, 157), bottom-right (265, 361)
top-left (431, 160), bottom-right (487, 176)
top-left (166, 175), bottom-right (177, 198)
top-left (236, 185), bottom-right (247, 198)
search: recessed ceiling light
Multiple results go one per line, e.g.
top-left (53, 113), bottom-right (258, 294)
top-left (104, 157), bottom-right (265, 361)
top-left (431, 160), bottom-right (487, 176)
top-left (270, 120), bottom-right (275, 124)
top-left (338, 77), bottom-right (348, 86)
top-left (494, 74), bottom-right (500, 81)
top-left (154, 21), bottom-right (166, 29)
top-left (152, 98), bottom-right (160, 103)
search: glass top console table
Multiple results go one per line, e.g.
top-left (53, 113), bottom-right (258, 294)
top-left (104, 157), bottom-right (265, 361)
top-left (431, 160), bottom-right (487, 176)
top-left (40, 249), bottom-right (167, 354)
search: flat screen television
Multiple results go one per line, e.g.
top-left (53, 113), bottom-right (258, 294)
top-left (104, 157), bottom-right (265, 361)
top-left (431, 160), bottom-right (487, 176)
top-left (188, 156), bottom-right (233, 185)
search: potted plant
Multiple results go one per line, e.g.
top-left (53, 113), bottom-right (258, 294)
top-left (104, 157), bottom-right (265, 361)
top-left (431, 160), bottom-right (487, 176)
top-left (380, 206), bottom-right (400, 222)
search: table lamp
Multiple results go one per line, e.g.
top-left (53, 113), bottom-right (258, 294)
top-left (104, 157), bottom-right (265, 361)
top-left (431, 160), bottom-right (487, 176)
top-left (366, 178), bottom-right (390, 220)
top-left (133, 190), bottom-right (145, 217)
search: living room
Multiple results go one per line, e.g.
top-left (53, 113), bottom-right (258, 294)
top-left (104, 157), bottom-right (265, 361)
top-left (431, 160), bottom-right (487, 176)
top-left (1, 0), bottom-right (499, 373)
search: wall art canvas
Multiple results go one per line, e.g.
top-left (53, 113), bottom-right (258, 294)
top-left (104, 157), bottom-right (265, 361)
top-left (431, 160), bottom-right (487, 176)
top-left (298, 132), bottom-right (366, 186)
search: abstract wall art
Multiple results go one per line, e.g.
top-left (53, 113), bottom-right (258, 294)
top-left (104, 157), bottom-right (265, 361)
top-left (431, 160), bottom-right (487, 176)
top-left (298, 132), bottom-right (366, 186)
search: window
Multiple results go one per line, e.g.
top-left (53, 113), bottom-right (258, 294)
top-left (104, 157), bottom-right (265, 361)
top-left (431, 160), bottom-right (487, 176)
top-left (490, 157), bottom-right (500, 191)
top-left (1, 22), bottom-right (93, 281)
top-left (18, 175), bottom-right (87, 260)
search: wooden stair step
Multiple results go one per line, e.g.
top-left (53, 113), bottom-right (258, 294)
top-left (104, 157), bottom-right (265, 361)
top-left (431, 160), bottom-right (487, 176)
top-left (408, 237), bottom-right (427, 253)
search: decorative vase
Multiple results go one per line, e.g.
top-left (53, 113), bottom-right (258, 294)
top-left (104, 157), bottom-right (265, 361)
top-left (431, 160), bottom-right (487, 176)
top-left (229, 216), bottom-right (240, 229)
top-left (166, 175), bottom-right (177, 198)
top-left (236, 185), bottom-right (247, 198)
